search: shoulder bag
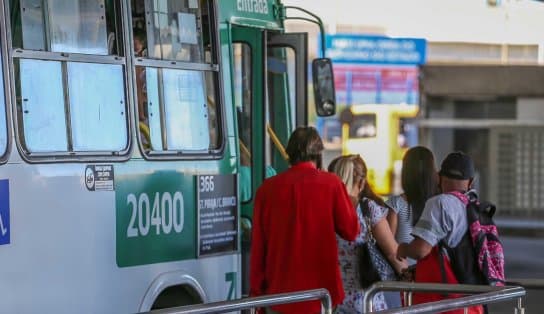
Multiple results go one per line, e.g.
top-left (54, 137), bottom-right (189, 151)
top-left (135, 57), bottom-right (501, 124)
top-left (357, 198), bottom-right (398, 288)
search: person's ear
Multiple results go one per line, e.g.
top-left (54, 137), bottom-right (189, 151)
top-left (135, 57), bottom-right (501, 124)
top-left (468, 178), bottom-right (474, 189)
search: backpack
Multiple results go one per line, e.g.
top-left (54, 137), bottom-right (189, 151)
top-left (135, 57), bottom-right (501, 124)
top-left (441, 191), bottom-right (506, 287)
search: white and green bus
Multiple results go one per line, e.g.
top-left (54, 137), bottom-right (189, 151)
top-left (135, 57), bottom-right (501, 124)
top-left (0, 0), bottom-right (335, 313)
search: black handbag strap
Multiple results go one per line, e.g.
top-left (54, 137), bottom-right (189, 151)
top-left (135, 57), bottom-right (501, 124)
top-left (359, 198), bottom-right (371, 218)
top-left (359, 198), bottom-right (376, 243)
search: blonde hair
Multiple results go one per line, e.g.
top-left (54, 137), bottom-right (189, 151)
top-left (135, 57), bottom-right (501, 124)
top-left (330, 155), bottom-right (365, 191)
top-left (329, 154), bottom-right (391, 210)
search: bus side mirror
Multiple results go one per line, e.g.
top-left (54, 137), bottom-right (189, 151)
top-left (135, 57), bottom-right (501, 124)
top-left (312, 58), bottom-right (336, 117)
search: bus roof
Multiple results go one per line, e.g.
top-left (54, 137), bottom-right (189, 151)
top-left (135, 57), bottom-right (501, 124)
top-left (218, 0), bottom-right (283, 30)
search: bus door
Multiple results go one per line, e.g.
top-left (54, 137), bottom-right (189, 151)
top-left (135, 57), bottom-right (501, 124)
top-left (231, 25), bottom-right (308, 295)
top-left (231, 27), bottom-right (308, 212)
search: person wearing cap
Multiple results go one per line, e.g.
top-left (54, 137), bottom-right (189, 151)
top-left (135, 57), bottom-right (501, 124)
top-left (396, 151), bottom-right (483, 314)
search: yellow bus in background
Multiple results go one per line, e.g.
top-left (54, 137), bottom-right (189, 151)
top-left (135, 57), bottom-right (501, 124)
top-left (340, 104), bottom-right (419, 195)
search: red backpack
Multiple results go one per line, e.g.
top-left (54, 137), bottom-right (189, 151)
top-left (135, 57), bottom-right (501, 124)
top-left (445, 191), bottom-right (506, 286)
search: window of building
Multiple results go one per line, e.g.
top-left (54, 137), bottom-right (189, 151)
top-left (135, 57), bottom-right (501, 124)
top-left (349, 114), bottom-right (377, 138)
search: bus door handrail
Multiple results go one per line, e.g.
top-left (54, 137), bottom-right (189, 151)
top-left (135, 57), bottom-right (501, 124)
top-left (362, 281), bottom-right (525, 313)
top-left (138, 288), bottom-right (332, 314)
top-left (266, 124), bottom-right (289, 161)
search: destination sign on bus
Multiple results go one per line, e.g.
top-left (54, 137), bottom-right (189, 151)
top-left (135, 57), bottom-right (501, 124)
top-left (0, 180), bottom-right (9, 245)
top-left (198, 174), bottom-right (238, 256)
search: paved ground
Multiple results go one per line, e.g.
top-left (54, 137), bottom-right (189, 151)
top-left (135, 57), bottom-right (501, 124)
top-left (487, 234), bottom-right (544, 313)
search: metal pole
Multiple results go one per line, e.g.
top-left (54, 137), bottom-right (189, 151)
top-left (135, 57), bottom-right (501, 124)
top-left (515, 297), bottom-right (525, 314)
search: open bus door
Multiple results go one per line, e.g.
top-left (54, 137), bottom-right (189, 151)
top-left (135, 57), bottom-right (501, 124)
top-left (231, 25), bottom-right (310, 295)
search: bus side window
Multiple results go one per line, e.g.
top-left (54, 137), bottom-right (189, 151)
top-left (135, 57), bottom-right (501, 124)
top-left (15, 0), bottom-right (111, 55)
top-left (18, 59), bottom-right (67, 152)
top-left (132, 0), bottom-right (220, 155)
top-left (233, 43), bottom-right (253, 202)
top-left (67, 63), bottom-right (126, 151)
top-left (12, 0), bottom-right (129, 156)
top-left (0, 42), bottom-right (7, 158)
top-left (266, 46), bottom-right (295, 173)
top-left (163, 69), bottom-right (210, 150)
top-left (48, 1), bottom-right (109, 55)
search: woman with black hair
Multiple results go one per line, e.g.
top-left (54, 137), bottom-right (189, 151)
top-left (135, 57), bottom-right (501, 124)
top-left (386, 146), bottom-right (440, 266)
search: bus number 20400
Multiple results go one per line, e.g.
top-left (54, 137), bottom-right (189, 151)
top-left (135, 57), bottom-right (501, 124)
top-left (126, 192), bottom-right (185, 237)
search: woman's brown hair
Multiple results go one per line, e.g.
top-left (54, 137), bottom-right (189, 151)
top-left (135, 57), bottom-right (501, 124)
top-left (286, 126), bottom-right (324, 167)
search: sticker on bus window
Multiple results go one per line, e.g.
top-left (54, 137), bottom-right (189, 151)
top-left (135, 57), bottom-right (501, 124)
top-left (0, 179), bottom-right (9, 245)
top-left (85, 165), bottom-right (115, 191)
top-left (178, 13), bottom-right (198, 45)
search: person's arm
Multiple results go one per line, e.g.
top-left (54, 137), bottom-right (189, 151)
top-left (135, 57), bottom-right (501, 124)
top-left (249, 188), bottom-right (266, 297)
top-left (396, 195), bottom-right (447, 261)
top-left (373, 218), bottom-right (407, 274)
top-left (333, 181), bottom-right (360, 241)
top-left (386, 210), bottom-right (398, 239)
top-left (397, 237), bottom-right (433, 260)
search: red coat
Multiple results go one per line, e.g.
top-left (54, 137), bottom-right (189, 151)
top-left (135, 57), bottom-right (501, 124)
top-left (250, 162), bottom-right (360, 314)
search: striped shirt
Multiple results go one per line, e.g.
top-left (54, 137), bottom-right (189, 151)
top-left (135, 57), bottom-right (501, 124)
top-left (385, 195), bottom-right (416, 266)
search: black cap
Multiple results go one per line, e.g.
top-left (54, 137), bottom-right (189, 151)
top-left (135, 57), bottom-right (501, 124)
top-left (439, 151), bottom-right (475, 180)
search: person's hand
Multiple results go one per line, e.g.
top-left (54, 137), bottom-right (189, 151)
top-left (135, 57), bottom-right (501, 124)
top-left (399, 267), bottom-right (415, 282)
top-left (397, 243), bottom-right (408, 261)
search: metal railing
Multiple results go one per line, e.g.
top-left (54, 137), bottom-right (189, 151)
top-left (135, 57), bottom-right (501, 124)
top-left (363, 282), bottom-right (526, 313)
top-left (138, 288), bottom-right (332, 314)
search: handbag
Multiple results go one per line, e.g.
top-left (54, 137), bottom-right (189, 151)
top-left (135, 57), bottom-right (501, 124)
top-left (357, 198), bottom-right (398, 288)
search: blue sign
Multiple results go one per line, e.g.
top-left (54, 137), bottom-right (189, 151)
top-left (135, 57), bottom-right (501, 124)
top-left (0, 179), bottom-right (9, 245)
top-left (325, 34), bottom-right (427, 65)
